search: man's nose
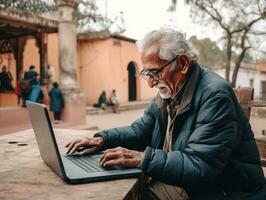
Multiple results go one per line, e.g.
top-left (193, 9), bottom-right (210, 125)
top-left (147, 77), bottom-right (158, 88)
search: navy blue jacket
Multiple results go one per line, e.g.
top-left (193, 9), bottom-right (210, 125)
top-left (97, 67), bottom-right (265, 198)
top-left (49, 87), bottom-right (64, 112)
top-left (24, 70), bottom-right (38, 85)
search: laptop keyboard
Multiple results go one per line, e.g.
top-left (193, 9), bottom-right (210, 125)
top-left (65, 154), bottom-right (106, 173)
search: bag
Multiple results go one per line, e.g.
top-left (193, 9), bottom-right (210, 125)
top-left (20, 79), bottom-right (32, 97)
top-left (15, 82), bottom-right (21, 97)
top-left (27, 84), bottom-right (42, 103)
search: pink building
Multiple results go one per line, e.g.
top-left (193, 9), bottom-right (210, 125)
top-left (77, 32), bottom-right (156, 105)
top-left (0, 32), bottom-right (157, 107)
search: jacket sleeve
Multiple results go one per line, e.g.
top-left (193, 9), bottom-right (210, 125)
top-left (139, 92), bottom-right (238, 189)
top-left (95, 100), bottom-right (156, 150)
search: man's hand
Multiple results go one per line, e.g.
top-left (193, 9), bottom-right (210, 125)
top-left (65, 137), bottom-right (103, 155)
top-left (100, 147), bottom-right (143, 168)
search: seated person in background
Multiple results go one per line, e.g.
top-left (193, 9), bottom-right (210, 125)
top-left (97, 90), bottom-right (107, 110)
top-left (65, 28), bottom-right (266, 200)
top-left (0, 65), bottom-right (13, 91)
top-left (109, 89), bottom-right (119, 113)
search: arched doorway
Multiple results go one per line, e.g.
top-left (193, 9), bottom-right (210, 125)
top-left (0, 40), bottom-right (17, 91)
top-left (127, 62), bottom-right (137, 101)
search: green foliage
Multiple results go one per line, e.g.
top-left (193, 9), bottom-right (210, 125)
top-left (77, 0), bottom-right (125, 34)
top-left (77, 0), bottom-right (108, 32)
top-left (190, 36), bottom-right (225, 69)
top-left (0, 0), bottom-right (125, 34)
top-left (0, 0), bottom-right (56, 13)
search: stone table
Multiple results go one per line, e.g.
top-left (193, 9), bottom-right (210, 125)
top-left (0, 129), bottom-right (140, 200)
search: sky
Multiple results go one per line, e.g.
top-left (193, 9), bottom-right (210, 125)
top-left (96, 0), bottom-right (220, 41)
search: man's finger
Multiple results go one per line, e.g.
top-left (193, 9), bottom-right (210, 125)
top-left (65, 138), bottom-right (80, 148)
top-left (68, 141), bottom-right (85, 154)
top-left (100, 148), bottom-right (120, 162)
top-left (66, 139), bottom-right (82, 154)
top-left (103, 158), bottom-right (136, 168)
top-left (81, 146), bottom-right (98, 155)
top-left (100, 151), bottom-right (122, 165)
top-left (100, 147), bottom-right (124, 162)
top-left (102, 158), bottom-right (124, 167)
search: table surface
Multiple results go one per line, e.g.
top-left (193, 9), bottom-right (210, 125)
top-left (0, 129), bottom-right (138, 200)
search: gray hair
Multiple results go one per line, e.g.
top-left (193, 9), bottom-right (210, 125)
top-left (136, 28), bottom-right (199, 62)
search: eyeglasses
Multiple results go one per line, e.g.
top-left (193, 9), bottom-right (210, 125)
top-left (139, 55), bottom-right (179, 80)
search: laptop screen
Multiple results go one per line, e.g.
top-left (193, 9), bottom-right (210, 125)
top-left (26, 101), bottom-right (66, 179)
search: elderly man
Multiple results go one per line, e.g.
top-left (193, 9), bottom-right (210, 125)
top-left (66, 28), bottom-right (266, 199)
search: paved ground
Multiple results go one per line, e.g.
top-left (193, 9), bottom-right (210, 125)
top-left (86, 108), bottom-right (266, 138)
top-left (86, 109), bottom-right (144, 131)
top-left (1, 106), bottom-right (264, 137)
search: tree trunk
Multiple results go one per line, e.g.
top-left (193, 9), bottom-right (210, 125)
top-left (225, 33), bottom-right (232, 82)
top-left (231, 49), bottom-right (247, 87)
top-left (231, 30), bottom-right (249, 88)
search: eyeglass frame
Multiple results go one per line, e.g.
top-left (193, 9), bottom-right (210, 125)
top-left (139, 54), bottom-right (179, 80)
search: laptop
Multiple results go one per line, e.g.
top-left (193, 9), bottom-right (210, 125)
top-left (26, 101), bottom-right (141, 184)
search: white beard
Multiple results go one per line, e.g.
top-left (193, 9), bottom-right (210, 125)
top-left (156, 83), bottom-right (171, 99)
top-left (159, 92), bottom-right (171, 99)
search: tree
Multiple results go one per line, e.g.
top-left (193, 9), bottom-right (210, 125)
top-left (169, 0), bottom-right (266, 87)
top-left (77, 0), bottom-right (125, 34)
top-left (0, 0), bottom-right (56, 13)
top-left (0, 0), bottom-right (125, 35)
top-left (189, 36), bottom-right (225, 69)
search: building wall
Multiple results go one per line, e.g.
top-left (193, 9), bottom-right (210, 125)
top-left (23, 34), bottom-right (60, 84)
top-left (78, 37), bottom-right (157, 105)
top-left (24, 34), bottom-right (158, 105)
top-left (215, 68), bottom-right (266, 100)
top-left (47, 33), bottom-right (60, 83)
top-left (23, 37), bottom-right (40, 73)
top-left (1, 33), bottom-right (158, 107)
top-left (78, 39), bottom-right (109, 104)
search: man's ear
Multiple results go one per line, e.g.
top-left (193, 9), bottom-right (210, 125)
top-left (178, 54), bottom-right (190, 75)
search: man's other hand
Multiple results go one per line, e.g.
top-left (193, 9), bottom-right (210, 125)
top-left (100, 147), bottom-right (143, 168)
top-left (65, 137), bottom-right (103, 155)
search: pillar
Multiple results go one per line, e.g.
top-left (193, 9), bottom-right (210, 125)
top-left (35, 32), bottom-right (48, 84)
top-left (55, 0), bottom-right (86, 125)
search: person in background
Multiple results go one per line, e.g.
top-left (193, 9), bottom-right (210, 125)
top-left (49, 82), bottom-right (64, 124)
top-left (65, 28), bottom-right (266, 199)
top-left (15, 69), bottom-right (24, 106)
top-left (109, 89), bottom-right (119, 113)
top-left (0, 65), bottom-right (13, 91)
top-left (24, 65), bottom-right (43, 104)
top-left (98, 90), bottom-right (107, 110)
top-left (46, 64), bottom-right (55, 91)
top-left (27, 80), bottom-right (44, 104)
top-left (24, 65), bottom-right (38, 85)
